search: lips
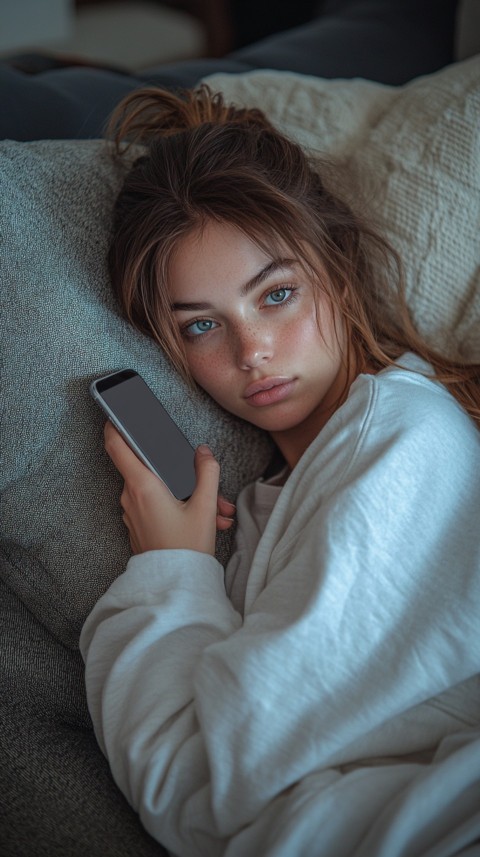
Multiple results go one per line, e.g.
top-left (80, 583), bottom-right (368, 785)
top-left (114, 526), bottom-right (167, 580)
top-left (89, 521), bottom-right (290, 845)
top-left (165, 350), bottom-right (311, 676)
top-left (243, 376), bottom-right (297, 407)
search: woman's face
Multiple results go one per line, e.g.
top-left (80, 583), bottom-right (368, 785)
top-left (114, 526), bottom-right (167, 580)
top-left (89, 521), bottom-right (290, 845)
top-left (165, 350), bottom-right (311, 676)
top-left (168, 220), bottom-right (351, 465)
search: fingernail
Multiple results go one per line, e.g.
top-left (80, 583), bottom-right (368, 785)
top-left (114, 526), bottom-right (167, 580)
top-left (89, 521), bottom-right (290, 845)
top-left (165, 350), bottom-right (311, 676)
top-left (197, 444), bottom-right (212, 455)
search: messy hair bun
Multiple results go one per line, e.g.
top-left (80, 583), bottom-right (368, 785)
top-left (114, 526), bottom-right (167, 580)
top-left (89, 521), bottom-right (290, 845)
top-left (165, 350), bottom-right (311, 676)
top-left (106, 83), bottom-right (275, 150)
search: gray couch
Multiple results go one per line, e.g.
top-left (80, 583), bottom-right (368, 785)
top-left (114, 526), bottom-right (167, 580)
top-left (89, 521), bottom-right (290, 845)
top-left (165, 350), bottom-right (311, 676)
top-left (1, 4), bottom-right (479, 856)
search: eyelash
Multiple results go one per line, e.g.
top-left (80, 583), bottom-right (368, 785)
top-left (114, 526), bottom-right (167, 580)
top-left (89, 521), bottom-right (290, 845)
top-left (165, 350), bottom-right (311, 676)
top-left (265, 286), bottom-right (298, 308)
top-left (181, 286), bottom-right (299, 341)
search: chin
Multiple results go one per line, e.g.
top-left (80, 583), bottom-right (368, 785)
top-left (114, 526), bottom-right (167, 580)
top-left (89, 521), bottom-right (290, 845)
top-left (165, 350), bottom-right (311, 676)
top-left (246, 408), bottom-right (313, 433)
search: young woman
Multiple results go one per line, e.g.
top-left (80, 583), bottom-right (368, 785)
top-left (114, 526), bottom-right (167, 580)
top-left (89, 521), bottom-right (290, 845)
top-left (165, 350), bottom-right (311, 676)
top-left (80, 86), bottom-right (480, 857)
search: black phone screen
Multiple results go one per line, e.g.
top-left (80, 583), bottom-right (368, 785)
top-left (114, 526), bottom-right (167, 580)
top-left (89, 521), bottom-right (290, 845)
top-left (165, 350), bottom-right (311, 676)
top-left (93, 370), bottom-right (196, 500)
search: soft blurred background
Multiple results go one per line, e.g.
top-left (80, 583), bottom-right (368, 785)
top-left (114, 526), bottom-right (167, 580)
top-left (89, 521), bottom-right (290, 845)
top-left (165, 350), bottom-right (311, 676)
top-left (0, 0), bottom-right (322, 70)
top-left (0, 1), bottom-right (478, 72)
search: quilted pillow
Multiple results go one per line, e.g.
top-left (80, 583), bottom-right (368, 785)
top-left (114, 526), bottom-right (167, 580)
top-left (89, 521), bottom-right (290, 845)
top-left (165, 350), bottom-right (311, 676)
top-left (204, 54), bottom-right (480, 360)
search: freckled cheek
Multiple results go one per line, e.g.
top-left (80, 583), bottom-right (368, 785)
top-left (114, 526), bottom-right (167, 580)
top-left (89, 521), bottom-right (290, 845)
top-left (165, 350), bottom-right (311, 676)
top-left (186, 348), bottom-right (231, 395)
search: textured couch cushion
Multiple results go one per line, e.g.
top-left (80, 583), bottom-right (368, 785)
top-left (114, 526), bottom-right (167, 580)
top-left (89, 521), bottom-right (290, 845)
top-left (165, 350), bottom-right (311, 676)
top-left (0, 140), bottom-right (273, 649)
top-left (1, 55), bottom-right (479, 653)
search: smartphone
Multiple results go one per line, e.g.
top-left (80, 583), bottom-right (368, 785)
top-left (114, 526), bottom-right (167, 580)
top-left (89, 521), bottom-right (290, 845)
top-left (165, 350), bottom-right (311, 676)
top-left (90, 369), bottom-right (196, 500)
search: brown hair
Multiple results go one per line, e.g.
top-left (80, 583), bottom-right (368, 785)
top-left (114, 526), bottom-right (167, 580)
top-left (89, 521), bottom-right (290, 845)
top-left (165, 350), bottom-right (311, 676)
top-left (106, 84), bottom-right (480, 427)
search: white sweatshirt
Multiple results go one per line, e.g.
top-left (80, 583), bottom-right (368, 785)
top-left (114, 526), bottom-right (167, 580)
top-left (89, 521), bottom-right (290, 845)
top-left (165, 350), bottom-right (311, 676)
top-left (80, 354), bottom-right (480, 857)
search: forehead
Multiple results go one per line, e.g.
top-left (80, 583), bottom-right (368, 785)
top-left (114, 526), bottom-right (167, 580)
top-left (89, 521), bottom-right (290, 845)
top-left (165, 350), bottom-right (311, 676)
top-left (168, 220), bottom-right (278, 298)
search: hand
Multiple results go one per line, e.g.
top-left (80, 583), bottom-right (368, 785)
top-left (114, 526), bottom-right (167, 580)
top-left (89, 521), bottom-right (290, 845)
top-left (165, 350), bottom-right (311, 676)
top-left (104, 421), bottom-right (235, 556)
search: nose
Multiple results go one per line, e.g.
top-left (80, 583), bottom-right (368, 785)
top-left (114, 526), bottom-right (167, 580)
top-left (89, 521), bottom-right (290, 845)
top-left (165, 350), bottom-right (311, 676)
top-left (234, 324), bottom-right (273, 370)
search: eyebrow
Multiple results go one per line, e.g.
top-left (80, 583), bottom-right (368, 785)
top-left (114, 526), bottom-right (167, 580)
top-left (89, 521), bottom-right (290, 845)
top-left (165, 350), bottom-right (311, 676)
top-left (170, 259), bottom-right (295, 312)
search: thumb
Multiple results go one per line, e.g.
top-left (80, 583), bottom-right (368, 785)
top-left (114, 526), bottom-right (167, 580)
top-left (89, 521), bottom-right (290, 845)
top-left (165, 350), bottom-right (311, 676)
top-left (191, 444), bottom-right (220, 507)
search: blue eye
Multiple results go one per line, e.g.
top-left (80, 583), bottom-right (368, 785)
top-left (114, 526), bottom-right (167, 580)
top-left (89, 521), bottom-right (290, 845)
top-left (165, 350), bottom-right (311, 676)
top-left (185, 319), bottom-right (217, 337)
top-left (265, 288), bottom-right (293, 305)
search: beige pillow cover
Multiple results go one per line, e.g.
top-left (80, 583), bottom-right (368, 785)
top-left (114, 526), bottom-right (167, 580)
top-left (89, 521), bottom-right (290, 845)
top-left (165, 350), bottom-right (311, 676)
top-left (204, 55), bottom-right (480, 360)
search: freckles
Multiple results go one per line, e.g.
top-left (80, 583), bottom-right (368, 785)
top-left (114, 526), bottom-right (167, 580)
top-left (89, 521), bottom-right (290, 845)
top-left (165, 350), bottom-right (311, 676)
top-left (189, 350), bottom-right (226, 389)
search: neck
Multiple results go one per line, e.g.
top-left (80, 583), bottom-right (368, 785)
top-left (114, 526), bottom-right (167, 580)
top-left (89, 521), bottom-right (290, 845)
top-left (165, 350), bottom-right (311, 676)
top-left (270, 399), bottom-right (339, 470)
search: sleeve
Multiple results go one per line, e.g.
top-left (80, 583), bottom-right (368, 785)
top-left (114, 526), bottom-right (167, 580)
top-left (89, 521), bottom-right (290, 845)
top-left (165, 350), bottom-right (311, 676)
top-left (80, 549), bottom-right (242, 855)
top-left (80, 395), bottom-right (480, 857)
